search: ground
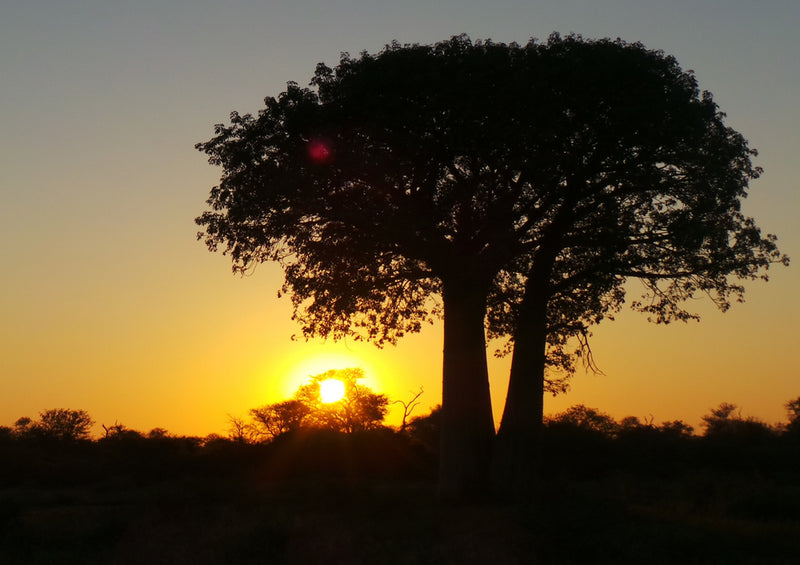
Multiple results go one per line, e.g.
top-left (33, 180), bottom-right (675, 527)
top-left (1, 432), bottom-right (798, 564)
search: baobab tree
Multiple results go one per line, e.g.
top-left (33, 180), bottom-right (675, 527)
top-left (196, 33), bottom-right (785, 498)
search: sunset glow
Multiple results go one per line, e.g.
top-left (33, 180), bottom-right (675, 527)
top-left (281, 350), bottom-right (383, 398)
top-left (0, 2), bottom-right (797, 439)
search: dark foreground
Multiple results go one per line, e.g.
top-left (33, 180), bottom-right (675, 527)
top-left (1, 430), bottom-right (798, 564)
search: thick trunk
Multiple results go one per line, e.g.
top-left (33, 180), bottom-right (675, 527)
top-left (492, 292), bottom-right (548, 494)
top-left (493, 251), bottom-right (555, 495)
top-left (438, 277), bottom-right (495, 501)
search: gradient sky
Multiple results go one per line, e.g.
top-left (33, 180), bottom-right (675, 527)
top-left (2, 0), bottom-right (798, 437)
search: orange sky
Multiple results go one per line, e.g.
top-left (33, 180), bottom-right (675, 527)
top-left (1, 1), bottom-right (798, 437)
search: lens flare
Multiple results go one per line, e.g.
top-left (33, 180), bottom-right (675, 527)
top-left (308, 139), bottom-right (333, 164)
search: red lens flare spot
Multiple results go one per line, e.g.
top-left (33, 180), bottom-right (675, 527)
top-left (308, 139), bottom-right (333, 164)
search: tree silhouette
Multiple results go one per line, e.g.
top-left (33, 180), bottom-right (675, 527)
top-left (546, 404), bottom-right (619, 438)
top-left (249, 368), bottom-right (388, 438)
top-left (250, 399), bottom-right (310, 440)
top-left (296, 369), bottom-right (389, 433)
top-left (226, 414), bottom-right (261, 443)
top-left (785, 397), bottom-right (800, 437)
top-left (33, 409), bottom-right (94, 441)
top-left (12, 416), bottom-right (33, 438)
top-left (101, 421), bottom-right (127, 439)
top-left (147, 427), bottom-right (170, 439)
top-left (701, 402), bottom-right (773, 441)
top-left (487, 35), bottom-right (787, 489)
top-left (196, 34), bottom-right (785, 498)
top-left (394, 387), bottom-right (424, 433)
top-left (659, 420), bottom-right (694, 439)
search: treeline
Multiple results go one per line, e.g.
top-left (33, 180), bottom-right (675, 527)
top-left (545, 399), bottom-right (800, 442)
top-left (3, 396), bottom-right (800, 447)
top-left (3, 396), bottom-right (799, 459)
top-left (1, 395), bottom-right (799, 492)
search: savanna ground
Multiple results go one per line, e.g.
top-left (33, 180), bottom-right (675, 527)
top-left (1, 429), bottom-right (799, 564)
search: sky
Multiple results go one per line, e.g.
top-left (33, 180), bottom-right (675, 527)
top-left (1, 0), bottom-right (798, 437)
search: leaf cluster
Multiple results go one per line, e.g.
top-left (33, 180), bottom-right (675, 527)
top-left (196, 33), bottom-right (787, 389)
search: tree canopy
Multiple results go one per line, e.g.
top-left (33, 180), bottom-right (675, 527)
top-left (13, 409), bottom-right (95, 442)
top-left (196, 33), bottom-right (786, 497)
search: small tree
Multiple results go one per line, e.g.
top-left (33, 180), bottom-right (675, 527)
top-left (250, 368), bottom-right (389, 439)
top-left (659, 420), bottom-right (694, 438)
top-left (294, 368), bottom-right (389, 433)
top-left (394, 387), bottom-right (424, 433)
top-left (785, 397), bottom-right (800, 436)
top-left (101, 421), bottom-right (127, 439)
top-left (12, 417), bottom-right (33, 438)
top-left (615, 416), bottom-right (654, 439)
top-left (147, 427), bottom-right (170, 439)
top-left (546, 405), bottom-right (619, 438)
top-left (701, 402), bottom-right (739, 436)
top-left (701, 402), bottom-right (773, 441)
top-left (250, 400), bottom-right (310, 440)
top-left (226, 414), bottom-right (261, 443)
top-left (36, 409), bottom-right (94, 441)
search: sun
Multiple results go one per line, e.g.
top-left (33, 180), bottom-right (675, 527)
top-left (282, 350), bottom-right (382, 397)
top-left (319, 378), bottom-right (346, 403)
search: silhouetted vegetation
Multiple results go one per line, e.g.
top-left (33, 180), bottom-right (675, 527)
top-left (393, 386), bottom-right (425, 433)
top-left (700, 402), bottom-right (775, 444)
top-left (782, 396), bottom-right (800, 440)
top-left (405, 404), bottom-right (442, 456)
top-left (196, 33), bottom-right (787, 498)
top-left (243, 368), bottom-right (389, 441)
top-left (1, 398), bottom-right (799, 563)
top-left (9, 409), bottom-right (94, 443)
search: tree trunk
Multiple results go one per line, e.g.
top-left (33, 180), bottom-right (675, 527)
top-left (492, 292), bottom-right (548, 495)
top-left (493, 251), bottom-right (555, 495)
top-left (438, 276), bottom-right (495, 501)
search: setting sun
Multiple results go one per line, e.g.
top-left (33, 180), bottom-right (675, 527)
top-left (278, 348), bottom-right (388, 398)
top-left (319, 378), bottom-right (346, 403)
